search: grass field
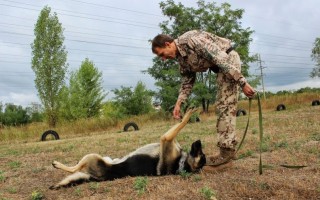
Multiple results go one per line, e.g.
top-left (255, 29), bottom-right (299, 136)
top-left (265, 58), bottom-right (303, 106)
top-left (0, 94), bottom-right (319, 199)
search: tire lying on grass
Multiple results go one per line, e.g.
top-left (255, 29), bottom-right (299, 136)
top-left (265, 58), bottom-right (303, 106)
top-left (41, 130), bottom-right (60, 141)
top-left (311, 100), bottom-right (320, 106)
top-left (276, 104), bottom-right (286, 111)
top-left (236, 109), bottom-right (247, 117)
top-left (123, 122), bottom-right (139, 132)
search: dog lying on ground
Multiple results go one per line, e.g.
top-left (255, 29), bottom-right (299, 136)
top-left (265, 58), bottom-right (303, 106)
top-left (49, 108), bottom-right (206, 189)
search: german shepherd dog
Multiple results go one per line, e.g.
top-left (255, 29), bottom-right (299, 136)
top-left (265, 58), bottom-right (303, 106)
top-left (49, 109), bottom-right (206, 189)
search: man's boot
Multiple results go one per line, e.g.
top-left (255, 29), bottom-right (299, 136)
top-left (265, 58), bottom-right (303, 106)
top-left (202, 147), bottom-right (235, 172)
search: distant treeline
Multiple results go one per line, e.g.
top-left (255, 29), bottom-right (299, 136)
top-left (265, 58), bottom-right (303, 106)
top-left (263, 87), bottom-right (320, 98)
top-left (0, 103), bottom-right (43, 127)
top-left (1, 87), bottom-right (319, 127)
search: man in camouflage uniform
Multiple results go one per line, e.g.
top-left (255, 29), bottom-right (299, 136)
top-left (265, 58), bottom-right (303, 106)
top-left (151, 30), bottom-right (255, 168)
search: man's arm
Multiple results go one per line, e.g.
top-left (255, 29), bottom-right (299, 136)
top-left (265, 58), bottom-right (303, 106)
top-left (173, 71), bottom-right (196, 119)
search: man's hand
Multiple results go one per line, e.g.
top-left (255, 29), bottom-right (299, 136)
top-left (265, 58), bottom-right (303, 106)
top-left (173, 100), bottom-right (182, 120)
top-left (242, 83), bottom-right (256, 98)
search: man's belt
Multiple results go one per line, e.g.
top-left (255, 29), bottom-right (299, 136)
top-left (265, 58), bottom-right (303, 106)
top-left (209, 47), bottom-right (235, 73)
top-left (226, 46), bottom-right (234, 54)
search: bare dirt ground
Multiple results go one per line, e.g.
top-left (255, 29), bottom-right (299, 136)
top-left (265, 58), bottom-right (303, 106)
top-left (0, 104), bottom-right (319, 200)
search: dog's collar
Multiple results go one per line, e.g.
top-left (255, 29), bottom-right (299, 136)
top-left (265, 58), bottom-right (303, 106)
top-left (176, 151), bottom-right (188, 174)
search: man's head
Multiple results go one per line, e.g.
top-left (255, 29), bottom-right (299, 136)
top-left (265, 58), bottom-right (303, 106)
top-left (152, 34), bottom-right (177, 60)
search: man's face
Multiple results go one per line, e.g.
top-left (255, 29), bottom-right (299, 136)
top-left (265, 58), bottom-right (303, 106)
top-left (153, 42), bottom-right (177, 61)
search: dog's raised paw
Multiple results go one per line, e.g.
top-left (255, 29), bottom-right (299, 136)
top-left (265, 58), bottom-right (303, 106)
top-left (52, 161), bottom-right (62, 169)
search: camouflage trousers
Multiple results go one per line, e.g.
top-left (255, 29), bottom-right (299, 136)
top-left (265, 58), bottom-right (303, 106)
top-left (215, 51), bottom-right (241, 149)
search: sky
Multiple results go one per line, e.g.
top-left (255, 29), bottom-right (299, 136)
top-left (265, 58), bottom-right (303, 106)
top-left (0, 0), bottom-right (320, 107)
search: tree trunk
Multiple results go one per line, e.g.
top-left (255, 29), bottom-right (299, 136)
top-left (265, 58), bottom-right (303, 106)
top-left (206, 99), bottom-right (210, 113)
top-left (48, 111), bottom-right (57, 128)
top-left (202, 98), bottom-right (206, 113)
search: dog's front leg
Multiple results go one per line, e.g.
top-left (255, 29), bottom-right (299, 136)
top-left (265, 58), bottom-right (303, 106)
top-left (161, 108), bottom-right (198, 142)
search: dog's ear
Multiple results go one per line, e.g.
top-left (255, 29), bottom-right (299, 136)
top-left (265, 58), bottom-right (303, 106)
top-left (190, 140), bottom-right (203, 156)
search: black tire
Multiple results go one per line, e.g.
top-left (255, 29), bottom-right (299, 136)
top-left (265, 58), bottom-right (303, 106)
top-left (311, 100), bottom-right (320, 106)
top-left (236, 109), bottom-right (247, 117)
top-left (123, 122), bottom-right (139, 132)
top-left (276, 104), bottom-right (286, 111)
top-left (41, 130), bottom-right (59, 141)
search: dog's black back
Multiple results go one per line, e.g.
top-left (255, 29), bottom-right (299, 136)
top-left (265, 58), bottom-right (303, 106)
top-left (86, 140), bottom-right (205, 181)
top-left (92, 154), bottom-right (160, 180)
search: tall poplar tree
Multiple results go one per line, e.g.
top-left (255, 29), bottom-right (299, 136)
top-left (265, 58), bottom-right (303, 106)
top-left (311, 38), bottom-right (320, 77)
top-left (31, 6), bottom-right (68, 127)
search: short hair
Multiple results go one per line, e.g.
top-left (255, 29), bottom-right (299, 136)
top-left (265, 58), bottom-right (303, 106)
top-left (151, 34), bottom-right (174, 53)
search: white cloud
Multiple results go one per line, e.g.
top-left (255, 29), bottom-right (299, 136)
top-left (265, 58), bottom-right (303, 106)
top-left (1, 0), bottom-right (320, 107)
top-left (0, 92), bottom-right (39, 107)
top-left (266, 78), bottom-right (320, 92)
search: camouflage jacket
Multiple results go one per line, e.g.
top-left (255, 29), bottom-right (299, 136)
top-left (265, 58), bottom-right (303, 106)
top-left (174, 30), bottom-right (247, 102)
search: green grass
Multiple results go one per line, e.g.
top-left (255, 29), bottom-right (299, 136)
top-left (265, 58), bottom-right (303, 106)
top-left (74, 188), bottom-right (82, 197)
top-left (31, 190), bottom-right (43, 200)
top-left (238, 150), bottom-right (254, 159)
top-left (200, 186), bottom-right (216, 200)
top-left (260, 135), bottom-right (271, 152)
top-left (1, 149), bottom-right (21, 157)
top-left (8, 161), bottom-right (21, 170)
top-left (251, 129), bottom-right (258, 135)
top-left (179, 170), bottom-right (192, 180)
top-left (88, 182), bottom-right (100, 191)
top-left (6, 187), bottom-right (17, 194)
top-left (0, 170), bottom-right (5, 182)
top-left (274, 140), bottom-right (289, 149)
top-left (259, 182), bottom-right (271, 190)
top-left (133, 177), bottom-right (148, 195)
top-left (192, 174), bottom-right (202, 182)
top-left (61, 144), bottom-right (75, 152)
top-left (307, 146), bottom-right (319, 154)
top-left (116, 137), bottom-right (129, 143)
top-left (310, 132), bottom-right (320, 141)
top-left (31, 190), bottom-right (45, 200)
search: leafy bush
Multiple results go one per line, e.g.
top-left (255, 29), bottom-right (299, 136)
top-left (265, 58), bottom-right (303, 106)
top-left (112, 81), bottom-right (154, 116)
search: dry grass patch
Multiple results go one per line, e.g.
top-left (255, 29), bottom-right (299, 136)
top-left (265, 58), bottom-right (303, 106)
top-left (0, 96), bottom-right (319, 199)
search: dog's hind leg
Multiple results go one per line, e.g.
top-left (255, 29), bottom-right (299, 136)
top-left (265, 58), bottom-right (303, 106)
top-left (52, 153), bottom-right (103, 173)
top-left (49, 172), bottom-right (91, 190)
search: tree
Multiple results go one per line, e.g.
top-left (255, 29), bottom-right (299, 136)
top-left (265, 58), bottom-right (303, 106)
top-left (148, 58), bottom-right (181, 111)
top-left (146, 0), bottom-right (256, 111)
top-left (311, 38), bottom-right (320, 77)
top-left (112, 81), bottom-right (154, 115)
top-left (65, 58), bottom-right (107, 119)
top-left (31, 6), bottom-right (68, 127)
top-left (25, 103), bottom-right (44, 122)
top-left (58, 85), bottom-right (72, 120)
top-left (0, 102), bottom-right (3, 127)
